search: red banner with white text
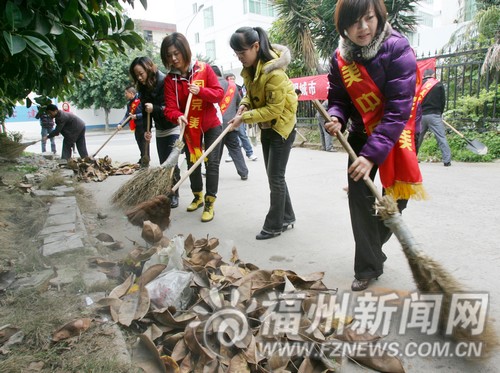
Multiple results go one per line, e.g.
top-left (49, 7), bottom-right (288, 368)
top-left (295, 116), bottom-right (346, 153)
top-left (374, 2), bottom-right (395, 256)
top-left (291, 58), bottom-right (436, 102)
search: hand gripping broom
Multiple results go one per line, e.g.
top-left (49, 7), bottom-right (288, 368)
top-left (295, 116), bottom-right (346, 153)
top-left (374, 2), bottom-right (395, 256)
top-left (111, 94), bottom-right (193, 209)
top-left (312, 99), bottom-right (498, 357)
top-left (124, 121), bottom-right (235, 230)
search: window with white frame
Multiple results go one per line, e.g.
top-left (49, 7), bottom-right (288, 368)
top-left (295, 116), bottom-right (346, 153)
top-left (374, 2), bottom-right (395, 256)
top-left (243, 0), bottom-right (275, 17)
top-left (205, 40), bottom-right (216, 60)
top-left (203, 6), bottom-right (214, 28)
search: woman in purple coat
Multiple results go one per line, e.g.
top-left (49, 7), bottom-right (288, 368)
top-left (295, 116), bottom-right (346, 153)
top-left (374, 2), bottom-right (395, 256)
top-left (324, 0), bottom-right (424, 291)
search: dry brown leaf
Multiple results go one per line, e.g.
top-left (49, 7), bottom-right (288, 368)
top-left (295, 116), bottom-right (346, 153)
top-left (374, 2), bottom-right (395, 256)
top-left (109, 274), bottom-right (135, 299)
top-left (267, 353), bottom-right (290, 371)
top-left (171, 338), bottom-right (189, 362)
top-left (95, 232), bottom-right (114, 242)
top-left (142, 220), bottom-right (164, 244)
top-left (143, 323), bottom-right (165, 342)
top-left (52, 318), bottom-right (91, 342)
top-left (87, 257), bottom-right (117, 267)
top-left (349, 346), bottom-right (405, 373)
top-left (160, 355), bottom-right (180, 373)
top-left (227, 352), bottom-right (250, 373)
top-left (242, 336), bottom-right (265, 365)
top-left (184, 234), bottom-right (195, 256)
top-left (0, 325), bottom-right (20, 345)
top-left (178, 351), bottom-right (193, 372)
top-left (139, 264), bottom-right (167, 287)
top-left (230, 247), bottom-right (240, 264)
top-left (152, 308), bottom-right (197, 328)
top-left (118, 284), bottom-right (150, 326)
top-left (184, 322), bottom-right (216, 363)
top-left (131, 334), bottom-right (167, 373)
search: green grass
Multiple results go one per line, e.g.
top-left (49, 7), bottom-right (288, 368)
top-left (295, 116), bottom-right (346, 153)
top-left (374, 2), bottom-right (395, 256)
top-left (418, 130), bottom-right (500, 162)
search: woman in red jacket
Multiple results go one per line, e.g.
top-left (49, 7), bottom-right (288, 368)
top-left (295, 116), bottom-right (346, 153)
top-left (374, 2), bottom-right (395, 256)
top-left (160, 32), bottom-right (224, 223)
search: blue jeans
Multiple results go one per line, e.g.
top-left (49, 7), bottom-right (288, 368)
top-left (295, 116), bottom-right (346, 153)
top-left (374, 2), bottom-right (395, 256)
top-left (219, 123), bottom-right (248, 178)
top-left (184, 125), bottom-right (222, 197)
top-left (41, 127), bottom-right (56, 153)
top-left (237, 124), bottom-right (254, 157)
top-left (260, 128), bottom-right (296, 234)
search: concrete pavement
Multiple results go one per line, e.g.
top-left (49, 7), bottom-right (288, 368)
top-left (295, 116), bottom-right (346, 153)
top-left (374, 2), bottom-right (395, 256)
top-left (19, 125), bottom-right (500, 372)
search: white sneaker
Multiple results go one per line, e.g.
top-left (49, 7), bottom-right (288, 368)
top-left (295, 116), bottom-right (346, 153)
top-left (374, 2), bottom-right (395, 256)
top-left (225, 157), bottom-right (233, 163)
top-left (248, 154), bottom-right (258, 161)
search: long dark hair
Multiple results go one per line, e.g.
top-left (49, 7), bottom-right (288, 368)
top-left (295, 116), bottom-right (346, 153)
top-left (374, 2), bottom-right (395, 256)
top-left (229, 26), bottom-right (275, 64)
top-left (160, 32), bottom-right (192, 71)
top-left (334, 0), bottom-right (387, 37)
top-left (129, 56), bottom-right (157, 92)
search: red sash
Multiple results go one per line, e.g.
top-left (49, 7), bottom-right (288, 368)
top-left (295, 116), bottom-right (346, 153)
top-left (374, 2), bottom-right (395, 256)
top-left (185, 61), bottom-right (208, 162)
top-left (416, 77), bottom-right (439, 104)
top-left (129, 98), bottom-right (140, 131)
top-left (220, 81), bottom-right (236, 115)
top-left (337, 51), bottom-right (425, 200)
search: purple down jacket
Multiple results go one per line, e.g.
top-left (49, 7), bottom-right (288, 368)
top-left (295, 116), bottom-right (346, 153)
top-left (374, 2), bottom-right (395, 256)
top-left (327, 24), bottom-right (418, 166)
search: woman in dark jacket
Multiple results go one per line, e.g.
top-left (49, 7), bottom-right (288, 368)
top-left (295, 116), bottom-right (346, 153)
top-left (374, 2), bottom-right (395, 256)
top-left (324, 0), bottom-right (424, 291)
top-left (129, 56), bottom-right (181, 208)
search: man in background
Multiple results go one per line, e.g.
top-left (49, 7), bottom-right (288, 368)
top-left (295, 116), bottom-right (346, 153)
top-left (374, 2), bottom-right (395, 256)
top-left (417, 69), bottom-right (452, 166)
top-left (36, 106), bottom-right (56, 154)
top-left (44, 104), bottom-right (89, 160)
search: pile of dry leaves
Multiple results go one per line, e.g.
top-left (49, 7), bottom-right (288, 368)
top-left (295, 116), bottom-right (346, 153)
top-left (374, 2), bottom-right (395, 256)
top-left (66, 156), bottom-right (139, 182)
top-left (84, 221), bottom-right (406, 373)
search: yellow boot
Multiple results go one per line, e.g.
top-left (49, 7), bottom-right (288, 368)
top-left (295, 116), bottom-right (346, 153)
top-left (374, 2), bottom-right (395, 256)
top-left (187, 192), bottom-right (204, 212)
top-left (201, 195), bottom-right (216, 222)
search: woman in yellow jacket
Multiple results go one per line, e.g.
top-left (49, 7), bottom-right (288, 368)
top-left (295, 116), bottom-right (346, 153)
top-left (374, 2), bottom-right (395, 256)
top-left (229, 26), bottom-right (298, 240)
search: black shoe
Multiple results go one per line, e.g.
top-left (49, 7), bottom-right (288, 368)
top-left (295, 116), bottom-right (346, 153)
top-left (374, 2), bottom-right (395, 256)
top-left (170, 195), bottom-right (179, 208)
top-left (444, 162), bottom-right (451, 167)
top-left (256, 230), bottom-right (281, 240)
top-left (282, 222), bottom-right (295, 232)
top-left (241, 174), bottom-right (248, 180)
top-left (351, 277), bottom-right (378, 291)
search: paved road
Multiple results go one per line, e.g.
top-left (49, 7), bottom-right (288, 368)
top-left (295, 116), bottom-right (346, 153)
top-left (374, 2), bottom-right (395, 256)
top-left (20, 126), bottom-right (500, 372)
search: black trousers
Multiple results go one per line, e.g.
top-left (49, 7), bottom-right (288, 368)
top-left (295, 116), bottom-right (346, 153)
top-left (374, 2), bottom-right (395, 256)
top-left (184, 125), bottom-right (222, 197)
top-left (347, 132), bottom-right (408, 280)
top-left (61, 128), bottom-right (88, 160)
top-left (260, 128), bottom-right (296, 234)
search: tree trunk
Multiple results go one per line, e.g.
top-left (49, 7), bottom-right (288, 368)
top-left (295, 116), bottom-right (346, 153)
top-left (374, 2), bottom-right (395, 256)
top-left (104, 108), bottom-right (110, 131)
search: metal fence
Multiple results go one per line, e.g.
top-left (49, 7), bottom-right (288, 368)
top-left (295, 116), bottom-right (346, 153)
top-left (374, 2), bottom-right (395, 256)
top-left (422, 45), bottom-right (499, 131)
top-left (297, 44), bottom-right (499, 131)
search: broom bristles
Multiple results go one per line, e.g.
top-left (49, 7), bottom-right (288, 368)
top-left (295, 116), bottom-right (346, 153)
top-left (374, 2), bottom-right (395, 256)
top-left (384, 213), bottom-right (499, 358)
top-left (111, 166), bottom-right (173, 208)
top-left (0, 137), bottom-right (36, 159)
top-left (126, 195), bottom-right (171, 231)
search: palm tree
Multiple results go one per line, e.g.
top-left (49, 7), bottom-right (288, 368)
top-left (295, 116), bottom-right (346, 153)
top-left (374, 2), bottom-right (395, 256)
top-left (272, 0), bottom-right (419, 75)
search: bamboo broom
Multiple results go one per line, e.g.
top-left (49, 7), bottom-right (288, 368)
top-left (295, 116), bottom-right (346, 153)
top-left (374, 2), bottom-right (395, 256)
top-left (111, 94), bottom-right (193, 208)
top-left (0, 136), bottom-right (40, 159)
top-left (312, 99), bottom-right (498, 357)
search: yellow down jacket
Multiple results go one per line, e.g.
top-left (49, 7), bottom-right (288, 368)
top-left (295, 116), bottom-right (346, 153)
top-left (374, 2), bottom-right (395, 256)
top-left (240, 44), bottom-right (298, 139)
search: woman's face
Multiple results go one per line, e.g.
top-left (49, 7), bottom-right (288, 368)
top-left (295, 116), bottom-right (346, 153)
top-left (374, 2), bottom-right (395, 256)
top-left (345, 6), bottom-right (378, 47)
top-left (166, 46), bottom-right (186, 72)
top-left (133, 65), bottom-right (148, 85)
top-left (234, 41), bottom-right (259, 68)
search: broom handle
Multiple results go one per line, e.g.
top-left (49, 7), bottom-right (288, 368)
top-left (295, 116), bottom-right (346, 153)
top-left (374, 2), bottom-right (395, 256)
top-left (92, 115), bottom-right (132, 158)
top-left (143, 111), bottom-right (151, 157)
top-left (312, 99), bottom-right (384, 202)
top-left (171, 123), bottom-right (233, 193)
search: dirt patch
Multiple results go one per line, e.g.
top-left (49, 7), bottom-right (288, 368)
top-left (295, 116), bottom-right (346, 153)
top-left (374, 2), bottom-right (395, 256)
top-left (0, 155), bottom-right (136, 372)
